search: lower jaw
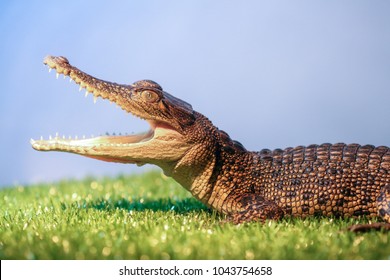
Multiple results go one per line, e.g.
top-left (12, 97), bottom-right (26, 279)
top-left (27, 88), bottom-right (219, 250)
top-left (30, 129), bottom-right (154, 156)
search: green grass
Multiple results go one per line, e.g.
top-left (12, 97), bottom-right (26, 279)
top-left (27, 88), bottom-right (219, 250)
top-left (0, 170), bottom-right (389, 260)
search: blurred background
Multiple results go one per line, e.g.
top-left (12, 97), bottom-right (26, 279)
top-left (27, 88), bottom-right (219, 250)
top-left (1, 0), bottom-right (389, 187)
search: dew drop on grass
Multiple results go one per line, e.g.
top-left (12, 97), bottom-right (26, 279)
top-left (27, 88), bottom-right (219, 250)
top-left (353, 236), bottom-right (365, 247)
top-left (90, 181), bottom-right (99, 190)
top-left (49, 188), bottom-right (57, 196)
top-left (62, 240), bottom-right (70, 253)
top-left (161, 252), bottom-right (170, 260)
top-left (52, 236), bottom-right (59, 243)
top-left (245, 250), bottom-right (255, 260)
top-left (102, 246), bottom-right (111, 257)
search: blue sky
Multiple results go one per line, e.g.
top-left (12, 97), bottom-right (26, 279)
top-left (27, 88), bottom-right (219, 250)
top-left (1, 1), bottom-right (389, 187)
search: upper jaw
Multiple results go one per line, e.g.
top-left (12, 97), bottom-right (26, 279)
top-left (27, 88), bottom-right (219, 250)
top-left (43, 55), bottom-right (183, 128)
top-left (43, 55), bottom-right (137, 113)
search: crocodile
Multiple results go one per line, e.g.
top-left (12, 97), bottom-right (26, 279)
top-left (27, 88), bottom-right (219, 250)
top-left (31, 55), bottom-right (390, 231)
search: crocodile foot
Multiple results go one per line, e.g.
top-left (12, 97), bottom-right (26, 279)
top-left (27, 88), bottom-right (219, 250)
top-left (347, 222), bottom-right (390, 232)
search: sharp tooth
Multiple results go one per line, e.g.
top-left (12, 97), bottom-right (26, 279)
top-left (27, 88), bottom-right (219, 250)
top-left (69, 78), bottom-right (73, 83)
top-left (63, 75), bottom-right (66, 79)
top-left (75, 135), bottom-right (78, 140)
top-left (48, 67), bottom-right (52, 73)
top-left (83, 135), bottom-right (86, 139)
top-left (79, 85), bottom-right (83, 92)
top-left (49, 135), bottom-right (52, 140)
top-left (62, 135), bottom-right (65, 139)
top-left (40, 136), bottom-right (43, 140)
top-left (85, 91), bottom-right (90, 97)
top-left (56, 73), bottom-right (59, 79)
top-left (93, 96), bottom-right (98, 103)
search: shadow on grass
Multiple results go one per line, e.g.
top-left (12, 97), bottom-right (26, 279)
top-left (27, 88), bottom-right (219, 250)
top-left (63, 197), bottom-right (210, 214)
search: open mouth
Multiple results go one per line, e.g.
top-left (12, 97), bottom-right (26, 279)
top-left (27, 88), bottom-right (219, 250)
top-left (30, 56), bottom-right (184, 165)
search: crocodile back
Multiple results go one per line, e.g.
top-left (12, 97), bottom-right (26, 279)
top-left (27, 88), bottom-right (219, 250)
top-left (255, 143), bottom-right (390, 217)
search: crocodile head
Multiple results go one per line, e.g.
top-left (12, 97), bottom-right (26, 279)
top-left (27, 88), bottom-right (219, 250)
top-left (31, 56), bottom-right (198, 173)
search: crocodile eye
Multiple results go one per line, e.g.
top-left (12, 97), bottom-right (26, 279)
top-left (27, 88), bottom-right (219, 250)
top-left (141, 90), bottom-right (159, 102)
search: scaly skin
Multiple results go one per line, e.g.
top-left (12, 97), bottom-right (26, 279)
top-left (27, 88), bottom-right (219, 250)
top-left (31, 56), bottom-right (390, 230)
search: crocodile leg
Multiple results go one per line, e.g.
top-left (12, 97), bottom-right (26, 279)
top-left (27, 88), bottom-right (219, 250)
top-left (348, 184), bottom-right (390, 232)
top-left (377, 184), bottom-right (390, 222)
top-left (230, 194), bottom-right (284, 224)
